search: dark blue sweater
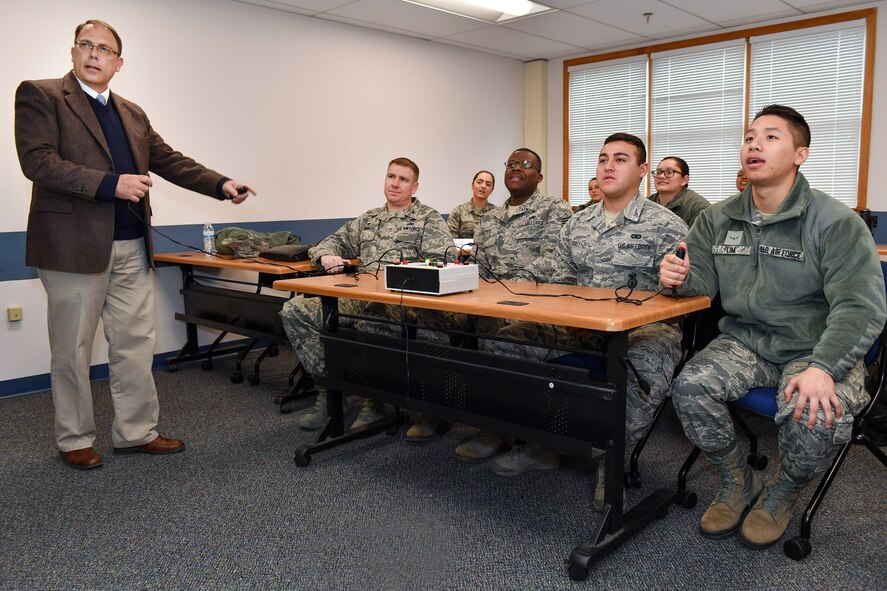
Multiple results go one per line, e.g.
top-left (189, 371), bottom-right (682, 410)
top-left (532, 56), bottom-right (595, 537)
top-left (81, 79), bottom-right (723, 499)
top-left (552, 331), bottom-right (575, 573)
top-left (87, 93), bottom-right (143, 240)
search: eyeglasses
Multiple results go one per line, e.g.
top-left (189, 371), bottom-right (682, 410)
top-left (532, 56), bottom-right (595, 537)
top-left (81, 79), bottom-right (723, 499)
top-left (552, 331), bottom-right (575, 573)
top-left (74, 40), bottom-right (119, 57)
top-left (652, 169), bottom-right (681, 178)
top-left (504, 159), bottom-right (538, 170)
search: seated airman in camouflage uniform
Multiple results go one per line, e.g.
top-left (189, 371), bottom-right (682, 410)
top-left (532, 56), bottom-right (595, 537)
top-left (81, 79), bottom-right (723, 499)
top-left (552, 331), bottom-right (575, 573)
top-left (405, 149), bottom-right (574, 453)
top-left (280, 157), bottom-right (453, 431)
top-left (660, 105), bottom-right (886, 548)
top-left (447, 170), bottom-right (496, 239)
top-left (483, 134), bottom-right (688, 506)
top-left (573, 176), bottom-right (602, 213)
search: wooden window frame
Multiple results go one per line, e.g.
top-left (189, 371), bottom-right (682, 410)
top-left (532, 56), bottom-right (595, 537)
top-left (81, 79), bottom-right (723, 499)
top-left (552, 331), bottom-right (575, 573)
top-left (562, 8), bottom-right (877, 208)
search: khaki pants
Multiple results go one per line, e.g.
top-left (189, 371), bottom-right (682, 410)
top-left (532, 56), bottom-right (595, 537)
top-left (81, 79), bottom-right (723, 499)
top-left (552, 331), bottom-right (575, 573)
top-left (39, 239), bottom-right (159, 451)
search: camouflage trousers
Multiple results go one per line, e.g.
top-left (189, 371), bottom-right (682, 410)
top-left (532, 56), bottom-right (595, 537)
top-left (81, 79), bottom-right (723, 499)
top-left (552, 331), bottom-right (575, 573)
top-left (279, 296), bottom-right (416, 377)
top-left (481, 320), bottom-right (682, 446)
top-left (672, 333), bottom-right (869, 481)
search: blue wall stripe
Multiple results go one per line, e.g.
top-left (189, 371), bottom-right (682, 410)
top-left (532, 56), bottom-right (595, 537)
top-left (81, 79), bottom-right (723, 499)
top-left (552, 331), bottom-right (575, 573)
top-left (0, 231), bottom-right (37, 281)
top-left (0, 339), bottom-right (253, 399)
top-left (0, 219), bottom-right (351, 282)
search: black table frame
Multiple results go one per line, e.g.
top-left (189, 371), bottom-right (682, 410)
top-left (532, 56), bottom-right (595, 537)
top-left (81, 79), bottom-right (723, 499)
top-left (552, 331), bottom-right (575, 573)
top-left (294, 294), bottom-right (679, 580)
top-left (161, 259), bottom-right (296, 387)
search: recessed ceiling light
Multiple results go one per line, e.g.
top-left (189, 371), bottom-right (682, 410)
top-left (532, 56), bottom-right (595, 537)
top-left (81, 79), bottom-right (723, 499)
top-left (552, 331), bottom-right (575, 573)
top-left (402, 0), bottom-right (556, 24)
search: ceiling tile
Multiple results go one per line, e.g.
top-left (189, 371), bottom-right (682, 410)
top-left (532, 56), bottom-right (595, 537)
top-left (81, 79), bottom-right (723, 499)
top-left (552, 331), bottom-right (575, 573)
top-left (535, 0), bottom-right (601, 8)
top-left (665, 0), bottom-right (800, 27)
top-left (317, 13), bottom-right (434, 40)
top-left (568, 0), bottom-right (714, 36)
top-left (783, 0), bottom-right (874, 10)
top-left (229, 0), bottom-right (355, 15)
top-left (325, 0), bottom-right (489, 38)
top-left (445, 23), bottom-right (580, 59)
top-left (504, 10), bottom-right (646, 50)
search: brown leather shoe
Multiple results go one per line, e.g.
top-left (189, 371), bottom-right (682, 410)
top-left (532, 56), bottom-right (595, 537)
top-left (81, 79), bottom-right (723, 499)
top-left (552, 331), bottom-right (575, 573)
top-left (114, 435), bottom-right (185, 455)
top-left (60, 447), bottom-right (103, 470)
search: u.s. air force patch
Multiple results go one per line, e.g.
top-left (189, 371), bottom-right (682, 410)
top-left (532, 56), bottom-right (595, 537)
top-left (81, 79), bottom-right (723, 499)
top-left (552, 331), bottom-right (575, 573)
top-left (617, 242), bottom-right (654, 251)
top-left (759, 245), bottom-right (805, 261)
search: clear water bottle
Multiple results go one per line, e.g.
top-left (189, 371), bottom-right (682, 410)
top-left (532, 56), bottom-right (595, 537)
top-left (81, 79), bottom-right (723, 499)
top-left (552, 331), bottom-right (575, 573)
top-left (202, 222), bottom-right (216, 254)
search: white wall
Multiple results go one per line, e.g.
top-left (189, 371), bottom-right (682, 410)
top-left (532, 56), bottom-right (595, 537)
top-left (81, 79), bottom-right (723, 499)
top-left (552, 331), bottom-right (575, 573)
top-left (0, 0), bottom-right (524, 385)
top-left (544, 1), bottom-right (887, 210)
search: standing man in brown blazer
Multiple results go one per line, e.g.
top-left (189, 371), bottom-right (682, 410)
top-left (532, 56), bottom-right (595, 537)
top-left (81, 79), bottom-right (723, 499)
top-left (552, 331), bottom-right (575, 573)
top-left (14, 18), bottom-right (256, 470)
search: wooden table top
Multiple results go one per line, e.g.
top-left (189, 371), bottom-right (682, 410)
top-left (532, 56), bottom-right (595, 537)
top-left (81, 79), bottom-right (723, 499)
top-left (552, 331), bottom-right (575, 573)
top-left (154, 251), bottom-right (318, 275)
top-left (273, 273), bottom-right (710, 332)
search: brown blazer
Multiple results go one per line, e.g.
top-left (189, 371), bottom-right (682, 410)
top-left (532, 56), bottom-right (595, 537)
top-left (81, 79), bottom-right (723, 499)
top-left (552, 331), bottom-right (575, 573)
top-left (15, 71), bottom-right (225, 273)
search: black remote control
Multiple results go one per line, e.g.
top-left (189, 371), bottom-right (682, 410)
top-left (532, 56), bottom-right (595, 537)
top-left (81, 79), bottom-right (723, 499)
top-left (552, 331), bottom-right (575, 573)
top-left (226, 185), bottom-right (249, 200)
top-left (672, 247), bottom-right (686, 297)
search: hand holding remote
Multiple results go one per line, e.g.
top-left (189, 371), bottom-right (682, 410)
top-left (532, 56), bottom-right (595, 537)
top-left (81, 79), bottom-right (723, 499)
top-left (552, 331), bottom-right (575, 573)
top-left (672, 247), bottom-right (686, 297)
top-left (659, 242), bottom-right (689, 293)
top-left (223, 180), bottom-right (256, 203)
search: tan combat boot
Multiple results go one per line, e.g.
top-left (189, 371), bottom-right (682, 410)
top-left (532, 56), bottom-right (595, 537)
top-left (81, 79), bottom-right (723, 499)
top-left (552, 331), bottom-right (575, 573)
top-left (739, 468), bottom-right (806, 549)
top-left (297, 387), bottom-right (347, 431)
top-left (700, 444), bottom-right (763, 538)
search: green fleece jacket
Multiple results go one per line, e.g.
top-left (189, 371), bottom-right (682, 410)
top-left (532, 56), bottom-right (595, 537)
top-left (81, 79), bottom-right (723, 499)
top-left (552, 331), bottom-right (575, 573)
top-left (648, 186), bottom-right (710, 228)
top-left (679, 172), bottom-right (885, 380)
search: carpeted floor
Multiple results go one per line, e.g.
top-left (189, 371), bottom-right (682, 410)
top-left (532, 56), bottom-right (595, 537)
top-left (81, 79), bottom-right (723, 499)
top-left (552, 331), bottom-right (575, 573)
top-left (1, 348), bottom-right (884, 590)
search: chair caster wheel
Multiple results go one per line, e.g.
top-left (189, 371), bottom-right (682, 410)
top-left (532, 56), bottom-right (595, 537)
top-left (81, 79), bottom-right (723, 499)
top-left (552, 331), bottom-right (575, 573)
top-left (294, 447), bottom-right (311, 467)
top-left (248, 374), bottom-right (260, 386)
top-left (168, 364), bottom-right (177, 373)
top-left (568, 565), bottom-right (589, 581)
top-left (202, 360), bottom-right (213, 371)
top-left (269, 345), bottom-right (279, 357)
top-left (676, 490), bottom-right (697, 509)
top-left (783, 536), bottom-right (811, 560)
top-left (624, 473), bottom-right (642, 489)
top-left (231, 372), bottom-right (243, 384)
top-left (747, 453), bottom-right (768, 470)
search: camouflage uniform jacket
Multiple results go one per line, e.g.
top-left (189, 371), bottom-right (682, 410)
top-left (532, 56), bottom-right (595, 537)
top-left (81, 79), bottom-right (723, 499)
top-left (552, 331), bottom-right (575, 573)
top-left (678, 172), bottom-right (886, 380)
top-left (550, 192), bottom-right (688, 291)
top-left (448, 200), bottom-right (496, 239)
top-left (573, 199), bottom-right (594, 213)
top-left (308, 198), bottom-right (453, 272)
top-left (472, 189), bottom-right (573, 282)
top-left (648, 187), bottom-right (711, 228)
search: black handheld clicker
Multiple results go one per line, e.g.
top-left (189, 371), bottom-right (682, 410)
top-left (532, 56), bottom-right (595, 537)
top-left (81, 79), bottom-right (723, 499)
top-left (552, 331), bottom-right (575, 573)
top-left (672, 247), bottom-right (686, 297)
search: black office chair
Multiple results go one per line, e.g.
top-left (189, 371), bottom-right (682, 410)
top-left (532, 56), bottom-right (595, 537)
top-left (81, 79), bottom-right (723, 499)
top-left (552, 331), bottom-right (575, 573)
top-left (675, 262), bottom-right (887, 560)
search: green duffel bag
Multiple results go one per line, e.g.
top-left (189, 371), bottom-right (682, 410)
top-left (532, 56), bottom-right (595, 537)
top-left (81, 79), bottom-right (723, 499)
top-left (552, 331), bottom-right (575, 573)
top-left (214, 227), bottom-right (300, 258)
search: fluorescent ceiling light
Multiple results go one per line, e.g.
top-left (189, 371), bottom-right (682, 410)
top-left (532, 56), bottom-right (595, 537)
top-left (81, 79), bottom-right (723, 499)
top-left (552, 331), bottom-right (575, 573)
top-left (402, 0), bottom-right (555, 24)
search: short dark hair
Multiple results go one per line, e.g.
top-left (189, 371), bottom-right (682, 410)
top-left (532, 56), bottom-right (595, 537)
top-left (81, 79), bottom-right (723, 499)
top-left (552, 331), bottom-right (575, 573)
top-left (753, 104), bottom-right (811, 148)
top-left (389, 157), bottom-right (420, 182)
top-left (660, 156), bottom-right (689, 176)
top-left (75, 19), bottom-right (122, 56)
top-left (512, 148), bottom-right (542, 172)
top-left (603, 133), bottom-right (646, 164)
top-left (472, 170), bottom-right (495, 187)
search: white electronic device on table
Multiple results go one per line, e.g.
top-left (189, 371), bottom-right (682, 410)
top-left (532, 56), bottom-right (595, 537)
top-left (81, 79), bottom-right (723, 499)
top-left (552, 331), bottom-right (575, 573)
top-left (384, 261), bottom-right (479, 296)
